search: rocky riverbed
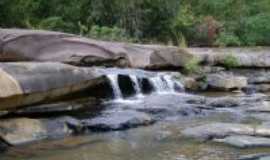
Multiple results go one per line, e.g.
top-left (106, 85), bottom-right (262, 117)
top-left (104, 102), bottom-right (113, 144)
top-left (1, 29), bottom-right (270, 160)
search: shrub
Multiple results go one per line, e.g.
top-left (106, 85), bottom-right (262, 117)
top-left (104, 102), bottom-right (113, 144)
top-left (215, 32), bottom-right (241, 47)
top-left (240, 14), bottom-right (270, 46)
top-left (87, 25), bottom-right (134, 42)
top-left (222, 54), bottom-right (239, 69)
top-left (184, 57), bottom-right (201, 74)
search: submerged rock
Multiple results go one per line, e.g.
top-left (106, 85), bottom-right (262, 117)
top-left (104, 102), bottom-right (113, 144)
top-left (82, 110), bottom-right (154, 131)
top-left (181, 123), bottom-right (254, 140)
top-left (0, 117), bottom-right (82, 145)
top-left (214, 135), bottom-right (270, 148)
top-left (238, 154), bottom-right (270, 160)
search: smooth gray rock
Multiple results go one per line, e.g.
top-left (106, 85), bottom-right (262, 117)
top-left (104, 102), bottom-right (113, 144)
top-left (206, 72), bottom-right (248, 91)
top-left (182, 123), bottom-right (254, 140)
top-left (82, 110), bottom-right (154, 131)
top-left (238, 154), bottom-right (270, 160)
top-left (0, 62), bottom-right (104, 110)
top-left (187, 47), bottom-right (270, 68)
top-left (214, 135), bottom-right (270, 148)
top-left (0, 28), bottom-right (193, 69)
top-left (0, 117), bottom-right (75, 145)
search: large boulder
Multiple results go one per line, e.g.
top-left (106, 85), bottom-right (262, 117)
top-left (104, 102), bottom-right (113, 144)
top-left (0, 117), bottom-right (80, 145)
top-left (0, 62), bottom-right (105, 110)
top-left (0, 29), bottom-right (192, 69)
top-left (187, 47), bottom-right (270, 68)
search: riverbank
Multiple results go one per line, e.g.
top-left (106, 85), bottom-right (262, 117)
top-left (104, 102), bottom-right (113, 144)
top-left (1, 29), bottom-right (270, 160)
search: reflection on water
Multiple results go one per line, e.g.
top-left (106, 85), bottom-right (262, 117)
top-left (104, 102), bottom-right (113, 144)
top-left (2, 92), bottom-right (270, 160)
top-left (2, 113), bottom-right (270, 160)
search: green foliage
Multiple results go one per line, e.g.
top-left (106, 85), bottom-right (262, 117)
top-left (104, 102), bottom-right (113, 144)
top-left (222, 54), bottom-right (239, 69)
top-left (87, 25), bottom-right (134, 42)
top-left (240, 14), bottom-right (270, 46)
top-left (1, 0), bottom-right (270, 46)
top-left (215, 32), bottom-right (241, 47)
top-left (184, 57), bottom-right (201, 74)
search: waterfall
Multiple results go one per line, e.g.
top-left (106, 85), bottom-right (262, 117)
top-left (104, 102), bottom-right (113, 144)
top-left (130, 75), bottom-right (144, 97)
top-left (107, 74), bottom-right (123, 99)
top-left (149, 76), bottom-right (167, 92)
top-left (163, 75), bottom-right (175, 92)
top-left (149, 75), bottom-right (183, 93)
top-left (106, 73), bottom-right (183, 100)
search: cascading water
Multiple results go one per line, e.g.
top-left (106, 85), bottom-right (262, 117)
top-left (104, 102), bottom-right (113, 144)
top-left (107, 74), bottom-right (123, 99)
top-left (149, 76), bottom-right (167, 92)
top-left (106, 73), bottom-right (183, 100)
top-left (130, 75), bottom-right (144, 97)
top-left (149, 75), bottom-right (183, 93)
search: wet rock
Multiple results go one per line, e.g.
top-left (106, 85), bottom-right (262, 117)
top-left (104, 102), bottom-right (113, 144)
top-left (11, 97), bottom-right (101, 116)
top-left (82, 110), bottom-right (154, 131)
top-left (0, 117), bottom-right (78, 145)
top-left (238, 153), bottom-right (270, 160)
top-left (0, 62), bottom-right (105, 110)
top-left (183, 77), bottom-right (201, 91)
top-left (182, 121), bottom-right (270, 142)
top-left (245, 101), bottom-right (270, 113)
top-left (214, 135), bottom-right (270, 148)
top-left (206, 94), bottom-right (265, 109)
top-left (231, 69), bottom-right (270, 84)
top-left (0, 29), bottom-right (193, 69)
top-left (206, 72), bottom-right (248, 91)
top-left (122, 94), bottom-right (206, 118)
top-left (0, 118), bottom-right (48, 145)
top-left (249, 113), bottom-right (270, 121)
top-left (182, 123), bottom-right (254, 140)
top-left (118, 75), bottom-right (136, 98)
top-left (207, 97), bottom-right (242, 108)
top-left (249, 84), bottom-right (270, 93)
top-left (140, 78), bottom-right (155, 94)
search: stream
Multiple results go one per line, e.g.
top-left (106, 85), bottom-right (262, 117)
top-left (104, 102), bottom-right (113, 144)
top-left (1, 71), bottom-right (270, 160)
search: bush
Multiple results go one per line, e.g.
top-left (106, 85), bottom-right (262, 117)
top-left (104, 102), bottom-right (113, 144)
top-left (222, 54), bottom-right (239, 69)
top-left (215, 32), bottom-right (241, 47)
top-left (184, 57), bottom-right (201, 74)
top-left (240, 14), bottom-right (270, 46)
top-left (87, 25), bottom-right (134, 42)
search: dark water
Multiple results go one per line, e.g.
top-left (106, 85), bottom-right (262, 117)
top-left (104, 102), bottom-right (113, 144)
top-left (1, 93), bottom-right (270, 160)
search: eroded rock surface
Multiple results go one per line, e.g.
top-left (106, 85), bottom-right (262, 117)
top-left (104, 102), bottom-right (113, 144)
top-left (0, 29), bottom-right (192, 69)
top-left (0, 62), bottom-right (105, 110)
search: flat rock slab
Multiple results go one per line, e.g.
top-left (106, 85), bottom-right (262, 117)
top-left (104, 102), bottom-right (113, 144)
top-left (187, 47), bottom-right (270, 68)
top-left (0, 29), bottom-right (192, 69)
top-left (206, 72), bottom-right (248, 91)
top-left (0, 62), bottom-right (104, 110)
top-left (214, 135), bottom-right (270, 148)
top-left (182, 123), bottom-right (255, 140)
top-left (182, 122), bottom-right (270, 141)
top-left (82, 110), bottom-right (154, 131)
top-left (238, 154), bottom-right (270, 160)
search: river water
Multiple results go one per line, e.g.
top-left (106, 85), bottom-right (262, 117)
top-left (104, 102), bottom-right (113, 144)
top-left (1, 72), bottom-right (270, 160)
